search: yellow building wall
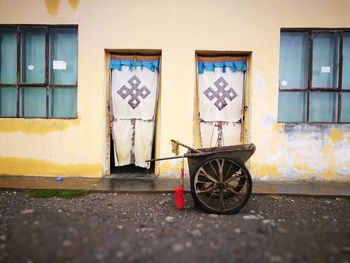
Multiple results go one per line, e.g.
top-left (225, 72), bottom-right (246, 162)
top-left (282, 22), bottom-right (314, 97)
top-left (0, 0), bottom-right (349, 180)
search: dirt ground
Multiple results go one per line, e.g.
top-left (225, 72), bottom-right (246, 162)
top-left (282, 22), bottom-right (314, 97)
top-left (0, 190), bottom-right (349, 263)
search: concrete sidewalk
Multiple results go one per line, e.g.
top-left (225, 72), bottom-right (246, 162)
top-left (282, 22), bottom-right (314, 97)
top-left (0, 175), bottom-right (350, 196)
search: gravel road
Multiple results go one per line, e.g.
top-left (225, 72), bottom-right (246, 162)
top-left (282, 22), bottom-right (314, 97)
top-left (0, 190), bottom-right (349, 263)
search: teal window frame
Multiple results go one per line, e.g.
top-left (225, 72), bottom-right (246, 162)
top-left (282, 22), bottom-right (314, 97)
top-left (278, 29), bottom-right (350, 124)
top-left (0, 25), bottom-right (78, 119)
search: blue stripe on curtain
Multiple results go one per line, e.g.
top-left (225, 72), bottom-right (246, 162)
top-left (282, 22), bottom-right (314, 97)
top-left (197, 61), bottom-right (247, 74)
top-left (110, 59), bottom-right (160, 72)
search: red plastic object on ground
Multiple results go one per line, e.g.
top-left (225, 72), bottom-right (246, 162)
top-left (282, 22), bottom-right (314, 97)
top-left (175, 167), bottom-right (185, 209)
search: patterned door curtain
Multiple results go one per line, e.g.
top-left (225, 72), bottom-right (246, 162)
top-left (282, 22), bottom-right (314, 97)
top-left (197, 56), bottom-right (247, 147)
top-left (110, 55), bottom-right (160, 168)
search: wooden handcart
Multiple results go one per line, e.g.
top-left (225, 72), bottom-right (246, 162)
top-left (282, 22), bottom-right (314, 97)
top-left (147, 141), bottom-right (256, 214)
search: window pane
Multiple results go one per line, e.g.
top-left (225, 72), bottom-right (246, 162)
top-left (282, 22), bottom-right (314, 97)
top-left (341, 92), bottom-right (350, 122)
top-left (0, 87), bottom-right (17, 117)
top-left (312, 32), bottom-right (340, 88)
top-left (49, 28), bottom-right (77, 85)
top-left (343, 32), bottom-right (350, 89)
top-left (20, 87), bottom-right (46, 117)
top-left (49, 88), bottom-right (77, 118)
top-left (279, 32), bottom-right (308, 89)
top-left (0, 27), bottom-right (17, 84)
top-left (21, 28), bottom-right (45, 83)
top-left (309, 92), bottom-right (338, 122)
top-left (278, 91), bottom-right (307, 122)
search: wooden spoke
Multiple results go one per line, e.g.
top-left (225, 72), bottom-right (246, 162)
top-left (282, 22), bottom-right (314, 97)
top-left (196, 179), bottom-right (212, 184)
top-left (224, 190), bottom-right (237, 205)
top-left (215, 159), bottom-right (225, 182)
top-left (219, 189), bottom-right (225, 209)
top-left (225, 185), bottom-right (244, 201)
top-left (224, 162), bottom-right (234, 181)
top-left (196, 184), bottom-right (217, 194)
top-left (198, 167), bottom-right (219, 183)
top-left (224, 169), bottom-right (242, 184)
top-left (208, 161), bottom-right (219, 180)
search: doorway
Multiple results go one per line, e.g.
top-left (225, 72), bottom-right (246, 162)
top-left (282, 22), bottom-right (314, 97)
top-left (107, 50), bottom-right (161, 177)
top-left (109, 135), bottom-right (155, 177)
top-left (195, 51), bottom-right (251, 148)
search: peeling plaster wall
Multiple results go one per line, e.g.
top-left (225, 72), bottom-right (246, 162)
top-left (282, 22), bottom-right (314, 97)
top-left (251, 122), bottom-right (350, 181)
top-left (250, 69), bottom-right (350, 181)
top-left (0, 0), bottom-right (349, 180)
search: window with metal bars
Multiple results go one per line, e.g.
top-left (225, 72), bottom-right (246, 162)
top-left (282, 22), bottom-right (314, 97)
top-left (0, 25), bottom-right (77, 118)
top-left (278, 29), bottom-right (350, 123)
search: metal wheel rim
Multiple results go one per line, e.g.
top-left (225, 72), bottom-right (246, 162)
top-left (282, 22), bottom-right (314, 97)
top-left (194, 158), bottom-right (250, 213)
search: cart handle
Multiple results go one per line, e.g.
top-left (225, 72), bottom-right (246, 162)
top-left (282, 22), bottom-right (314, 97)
top-left (146, 151), bottom-right (203, 163)
top-left (146, 140), bottom-right (202, 163)
top-left (170, 139), bottom-right (202, 153)
top-left (146, 155), bottom-right (184, 163)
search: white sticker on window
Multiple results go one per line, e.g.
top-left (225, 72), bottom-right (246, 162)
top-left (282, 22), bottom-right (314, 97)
top-left (53, 60), bottom-right (67, 70)
top-left (27, 65), bottom-right (34, 71)
top-left (281, 80), bottom-right (288, 86)
top-left (321, 66), bottom-right (331, 73)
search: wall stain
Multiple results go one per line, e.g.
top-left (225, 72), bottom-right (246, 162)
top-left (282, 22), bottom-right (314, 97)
top-left (44, 0), bottom-right (61, 15)
top-left (67, 0), bottom-right (80, 10)
top-left (0, 118), bottom-right (80, 135)
top-left (44, 0), bottom-right (80, 15)
top-left (159, 160), bottom-right (188, 178)
top-left (272, 123), bottom-right (284, 132)
top-left (329, 128), bottom-right (343, 143)
top-left (250, 163), bottom-right (282, 178)
top-left (0, 157), bottom-right (101, 177)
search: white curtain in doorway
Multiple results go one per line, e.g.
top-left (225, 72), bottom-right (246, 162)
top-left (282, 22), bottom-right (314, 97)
top-left (197, 57), bottom-right (247, 147)
top-left (110, 56), bottom-right (160, 168)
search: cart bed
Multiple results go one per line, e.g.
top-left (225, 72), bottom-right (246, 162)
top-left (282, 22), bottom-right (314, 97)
top-left (186, 143), bottom-right (255, 176)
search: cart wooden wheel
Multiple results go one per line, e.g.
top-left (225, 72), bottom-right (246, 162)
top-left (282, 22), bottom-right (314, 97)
top-left (190, 154), bottom-right (252, 214)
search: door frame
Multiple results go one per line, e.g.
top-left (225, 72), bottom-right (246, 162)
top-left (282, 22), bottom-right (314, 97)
top-left (103, 49), bottom-right (162, 176)
top-left (193, 51), bottom-right (252, 148)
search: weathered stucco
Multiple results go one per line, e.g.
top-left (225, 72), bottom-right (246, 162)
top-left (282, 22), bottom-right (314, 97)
top-left (0, 0), bottom-right (349, 180)
top-left (0, 157), bottom-right (101, 177)
top-left (251, 123), bottom-right (350, 181)
top-left (249, 70), bottom-right (350, 181)
top-left (0, 118), bottom-right (81, 135)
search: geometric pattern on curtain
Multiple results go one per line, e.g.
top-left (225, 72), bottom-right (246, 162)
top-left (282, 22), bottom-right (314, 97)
top-left (197, 56), bottom-right (247, 148)
top-left (110, 55), bottom-right (160, 168)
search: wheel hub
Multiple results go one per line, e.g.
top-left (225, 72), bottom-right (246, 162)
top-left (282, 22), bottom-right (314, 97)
top-left (218, 183), bottom-right (225, 189)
